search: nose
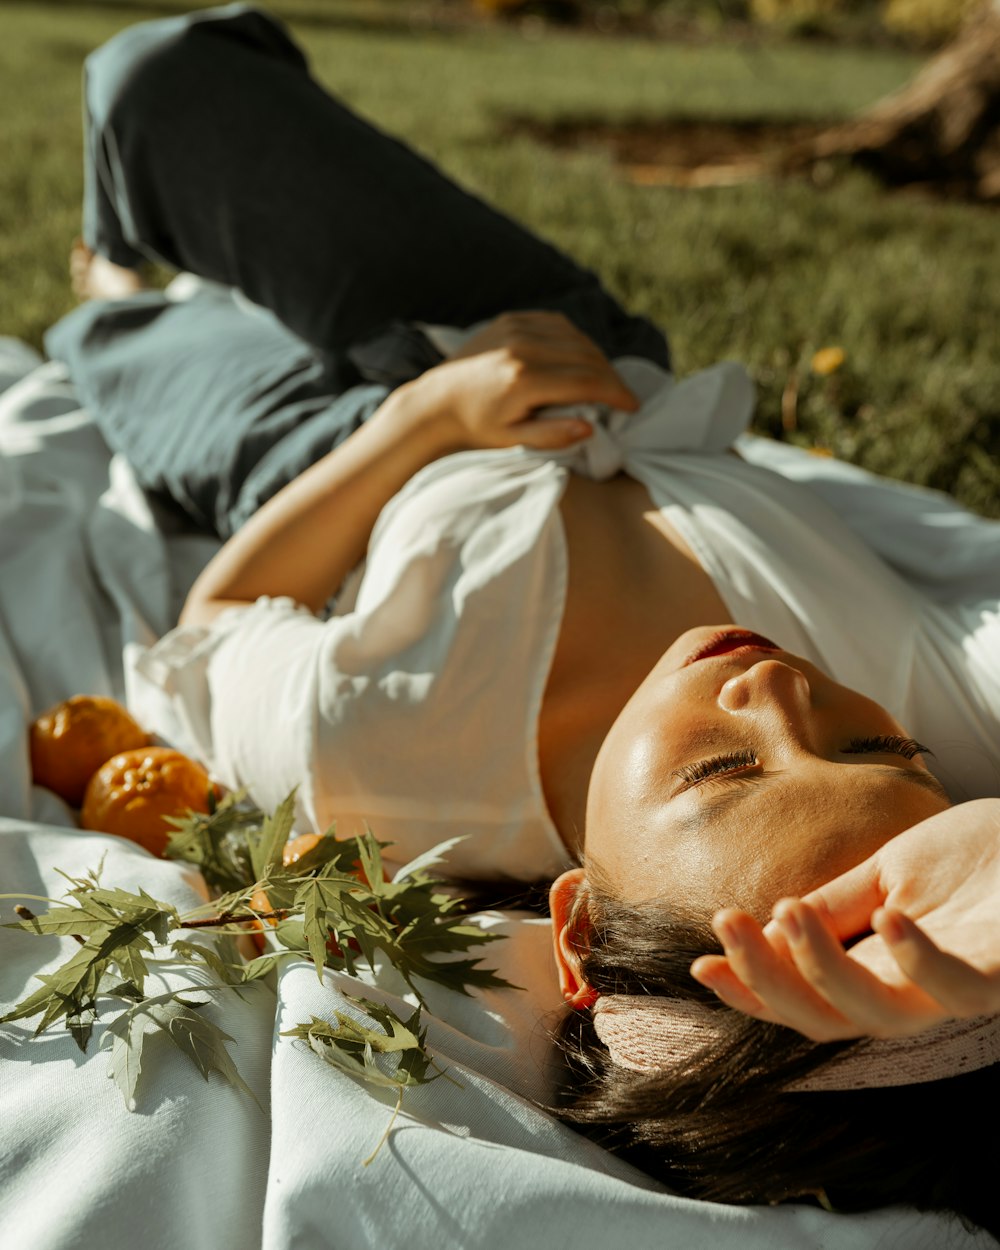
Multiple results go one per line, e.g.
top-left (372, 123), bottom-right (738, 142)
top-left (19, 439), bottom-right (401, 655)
top-left (717, 659), bottom-right (813, 713)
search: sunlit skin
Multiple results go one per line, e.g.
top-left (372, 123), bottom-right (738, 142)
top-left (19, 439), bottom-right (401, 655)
top-left (568, 625), bottom-right (952, 922)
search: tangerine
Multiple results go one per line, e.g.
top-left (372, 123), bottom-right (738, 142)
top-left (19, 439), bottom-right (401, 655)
top-left (247, 837), bottom-right (322, 931)
top-left (29, 695), bottom-right (150, 807)
top-left (282, 832), bottom-right (367, 882)
top-left (281, 832), bottom-right (324, 867)
top-left (80, 746), bottom-right (216, 858)
top-left (247, 833), bottom-right (356, 955)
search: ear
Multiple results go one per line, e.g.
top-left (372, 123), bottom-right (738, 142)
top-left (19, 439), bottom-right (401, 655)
top-left (550, 868), bottom-right (598, 1010)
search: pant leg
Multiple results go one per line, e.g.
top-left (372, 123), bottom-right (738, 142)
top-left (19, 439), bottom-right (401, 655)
top-left (83, 3), bottom-right (670, 367)
top-left (45, 285), bottom-right (388, 539)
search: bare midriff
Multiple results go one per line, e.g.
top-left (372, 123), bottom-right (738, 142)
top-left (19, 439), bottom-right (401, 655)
top-left (539, 472), bottom-right (732, 857)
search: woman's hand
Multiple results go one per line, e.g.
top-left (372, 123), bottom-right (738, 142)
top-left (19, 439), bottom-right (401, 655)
top-left (410, 311), bottom-right (640, 453)
top-left (181, 310), bottom-right (637, 625)
top-left (690, 799), bottom-right (1000, 1040)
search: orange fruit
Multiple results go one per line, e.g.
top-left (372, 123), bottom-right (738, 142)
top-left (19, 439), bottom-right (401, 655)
top-left (282, 832), bottom-right (368, 884)
top-left (246, 837), bottom-right (321, 932)
top-left (30, 695), bottom-right (150, 807)
top-left (281, 832), bottom-right (324, 866)
top-left (247, 833), bottom-right (358, 956)
top-left (80, 746), bottom-right (216, 857)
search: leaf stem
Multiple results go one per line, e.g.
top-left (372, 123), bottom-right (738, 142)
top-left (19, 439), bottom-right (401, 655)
top-left (180, 910), bottom-right (287, 930)
top-left (363, 1085), bottom-right (404, 1167)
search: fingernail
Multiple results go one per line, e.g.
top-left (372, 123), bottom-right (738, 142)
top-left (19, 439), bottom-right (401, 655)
top-left (776, 902), bottom-right (802, 941)
top-left (762, 918), bottom-right (781, 942)
top-left (716, 919), bottom-right (741, 949)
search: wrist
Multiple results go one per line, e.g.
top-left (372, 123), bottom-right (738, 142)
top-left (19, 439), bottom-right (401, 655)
top-left (380, 372), bottom-right (468, 459)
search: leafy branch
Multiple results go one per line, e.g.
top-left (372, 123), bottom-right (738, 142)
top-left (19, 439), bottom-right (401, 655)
top-left (1, 791), bottom-right (514, 1156)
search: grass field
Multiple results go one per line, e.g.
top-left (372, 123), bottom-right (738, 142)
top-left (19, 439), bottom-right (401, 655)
top-left (4, 1), bottom-right (999, 513)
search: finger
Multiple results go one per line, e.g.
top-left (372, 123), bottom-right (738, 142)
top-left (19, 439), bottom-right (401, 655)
top-left (690, 954), bottom-right (781, 1021)
top-left (510, 418), bottom-right (594, 451)
top-left (473, 312), bottom-right (610, 368)
top-left (498, 310), bottom-right (603, 352)
top-left (776, 900), bottom-right (944, 1035)
top-left (512, 363), bottom-right (640, 413)
top-left (712, 908), bottom-right (859, 1041)
top-left (873, 907), bottom-right (1000, 1018)
top-left (796, 854), bottom-right (886, 942)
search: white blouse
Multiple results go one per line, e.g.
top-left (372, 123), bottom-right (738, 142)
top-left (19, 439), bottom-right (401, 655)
top-left (132, 354), bottom-right (1000, 881)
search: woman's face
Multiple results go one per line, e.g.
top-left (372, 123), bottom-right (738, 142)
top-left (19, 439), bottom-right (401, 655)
top-left (584, 625), bottom-right (951, 920)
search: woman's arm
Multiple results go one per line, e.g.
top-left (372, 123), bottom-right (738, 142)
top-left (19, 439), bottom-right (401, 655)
top-left (180, 312), bottom-right (639, 626)
top-left (691, 799), bottom-right (1000, 1039)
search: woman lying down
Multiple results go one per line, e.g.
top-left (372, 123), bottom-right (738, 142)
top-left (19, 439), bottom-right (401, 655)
top-left (50, 3), bottom-right (1000, 1240)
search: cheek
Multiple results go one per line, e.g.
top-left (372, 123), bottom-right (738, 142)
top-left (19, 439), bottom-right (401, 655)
top-left (596, 813), bottom-right (741, 912)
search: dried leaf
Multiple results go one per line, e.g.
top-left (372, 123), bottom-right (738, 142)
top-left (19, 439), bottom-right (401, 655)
top-left (272, 917), bottom-right (309, 953)
top-left (103, 993), bottom-right (260, 1110)
top-left (170, 938), bottom-right (246, 987)
top-left (276, 828), bottom-right (360, 877)
top-left (4, 905), bottom-right (113, 939)
top-left (283, 1001), bottom-right (435, 1091)
top-left (164, 789), bottom-right (261, 893)
top-left (238, 953), bottom-right (283, 983)
top-left (0, 942), bottom-right (110, 1035)
top-left (247, 789), bottom-right (298, 882)
top-left (77, 888), bottom-right (177, 944)
top-left (67, 1004), bottom-right (96, 1052)
top-left (295, 868), bottom-right (369, 980)
top-left (103, 1004), bottom-right (147, 1109)
top-left (6, 792), bottom-right (515, 1130)
top-left (391, 836), bottom-right (468, 883)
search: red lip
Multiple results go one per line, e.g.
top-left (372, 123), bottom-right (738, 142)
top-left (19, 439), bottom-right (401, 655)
top-left (683, 629), bottom-right (782, 666)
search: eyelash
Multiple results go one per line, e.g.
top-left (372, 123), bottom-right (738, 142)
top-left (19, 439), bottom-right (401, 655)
top-left (843, 735), bottom-right (930, 760)
top-left (675, 735), bottom-right (932, 789)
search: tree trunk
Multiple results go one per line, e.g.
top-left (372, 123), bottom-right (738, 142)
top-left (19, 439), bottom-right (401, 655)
top-left (786, 1), bottom-right (1000, 200)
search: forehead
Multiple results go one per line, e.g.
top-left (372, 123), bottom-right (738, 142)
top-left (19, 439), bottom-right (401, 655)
top-left (587, 762), bottom-right (950, 916)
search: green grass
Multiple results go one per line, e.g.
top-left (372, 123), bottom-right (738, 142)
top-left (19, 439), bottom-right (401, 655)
top-left (4, 1), bottom-right (999, 513)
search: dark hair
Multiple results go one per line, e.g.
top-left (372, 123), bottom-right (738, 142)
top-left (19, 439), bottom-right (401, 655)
top-left (552, 871), bottom-right (999, 1241)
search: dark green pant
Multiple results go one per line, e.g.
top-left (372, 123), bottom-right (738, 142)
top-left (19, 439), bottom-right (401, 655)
top-left (48, 4), bottom-right (670, 536)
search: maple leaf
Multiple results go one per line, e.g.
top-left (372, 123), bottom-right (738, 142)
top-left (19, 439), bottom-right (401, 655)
top-left (0, 943), bottom-right (111, 1036)
top-left (4, 792), bottom-right (518, 1133)
top-left (295, 867), bottom-right (371, 980)
top-left (237, 952), bottom-right (284, 983)
top-left (283, 999), bottom-right (445, 1165)
top-left (1, 887), bottom-right (180, 1036)
top-left (391, 836), bottom-right (468, 883)
top-left (246, 790), bottom-right (297, 882)
top-left (272, 917), bottom-right (309, 953)
top-left (74, 888), bottom-right (177, 945)
top-left (276, 829), bottom-right (361, 877)
top-left (5, 904), bottom-right (116, 940)
top-left (283, 1001), bottom-right (435, 1092)
top-left (67, 1004), bottom-right (97, 1052)
top-left (103, 992), bottom-right (260, 1110)
top-left (52, 860), bottom-right (106, 895)
top-left (170, 938), bottom-right (247, 987)
top-left (164, 789), bottom-right (262, 892)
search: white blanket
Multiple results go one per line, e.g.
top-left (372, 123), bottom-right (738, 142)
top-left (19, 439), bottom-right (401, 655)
top-left (0, 339), bottom-right (988, 1249)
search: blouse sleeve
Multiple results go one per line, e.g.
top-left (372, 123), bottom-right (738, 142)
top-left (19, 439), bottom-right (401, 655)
top-left (131, 595), bottom-right (330, 824)
top-left (128, 448), bottom-right (575, 883)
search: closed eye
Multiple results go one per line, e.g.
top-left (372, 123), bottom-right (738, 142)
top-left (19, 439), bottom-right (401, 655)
top-left (671, 735), bottom-right (933, 797)
top-left (671, 749), bottom-right (760, 793)
top-left (844, 735), bottom-right (932, 761)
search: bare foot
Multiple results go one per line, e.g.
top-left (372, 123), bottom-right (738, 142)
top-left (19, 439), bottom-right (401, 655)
top-left (70, 239), bottom-right (147, 301)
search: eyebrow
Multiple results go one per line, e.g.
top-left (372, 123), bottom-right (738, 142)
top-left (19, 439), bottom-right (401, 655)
top-left (674, 765), bottom-right (950, 832)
